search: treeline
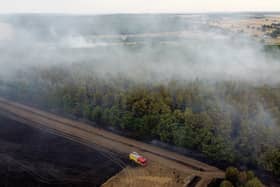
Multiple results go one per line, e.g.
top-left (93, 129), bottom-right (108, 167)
top-left (220, 167), bottom-right (263, 187)
top-left (1, 65), bottom-right (280, 177)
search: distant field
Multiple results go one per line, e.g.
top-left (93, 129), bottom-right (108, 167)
top-left (208, 14), bottom-right (280, 44)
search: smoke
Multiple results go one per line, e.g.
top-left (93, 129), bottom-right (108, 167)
top-left (0, 14), bottom-right (280, 167)
top-left (0, 14), bottom-right (279, 86)
top-left (0, 22), bottom-right (14, 41)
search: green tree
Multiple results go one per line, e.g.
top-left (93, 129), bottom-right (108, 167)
top-left (220, 180), bottom-right (234, 187)
top-left (225, 167), bottom-right (239, 185)
top-left (245, 178), bottom-right (263, 187)
top-left (173, 124), bottom-right (196, 148)
top-left (246, 171), bottom-right (255, 181)
top-left (261, 148), bottom-right (280, 176)
top-left (156, 113), bottom-right (177, 142)
top-left (238, 171), bottom-right (248, 186)
top-left (91, 106), bottom-right (103, 122)
top-left (202, 136), bottom-right (235, 162)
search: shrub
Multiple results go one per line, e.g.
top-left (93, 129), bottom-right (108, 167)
top-left (220, 180), bottom-right (234, 187)
top-left (245, 178), bottom-right (263, 187)
top-left (225, 167), bottom-right (239, 184)
top-left (238, 171), bottom-right (248, 185)
top-left (246, 171), bottom-right (255, 180)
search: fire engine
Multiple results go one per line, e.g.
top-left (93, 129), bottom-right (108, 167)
top-left (129, 152), bottom-right (147, 166)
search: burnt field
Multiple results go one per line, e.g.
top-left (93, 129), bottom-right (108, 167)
top-left (0, 115), bottom-right (127, 187)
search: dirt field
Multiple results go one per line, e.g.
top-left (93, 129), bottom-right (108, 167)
top-left (102, 161), bottom-right (197, 187)
top-left (0, 116), bottom-right (126, 187)
top-left (208, 15), bottom-right (280, 44)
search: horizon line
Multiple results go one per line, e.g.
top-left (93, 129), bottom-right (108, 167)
top-left (0, 10), bottom-right (280, 16)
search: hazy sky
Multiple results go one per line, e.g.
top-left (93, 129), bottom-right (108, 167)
top-left (0, 0), bottom-right (280, 14)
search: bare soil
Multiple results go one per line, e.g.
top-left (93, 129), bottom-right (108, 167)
top-left (0, 116), bottom-right (126, 187)
top-left (102, 161), bottom-right (195, 187)
top-left (208, 15), bottom-right (280, 44)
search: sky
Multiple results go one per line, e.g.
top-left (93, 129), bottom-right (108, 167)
top-left (0, 0), bottom-right (280, 14)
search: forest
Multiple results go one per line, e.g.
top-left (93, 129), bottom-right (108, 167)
top-left (0, 61), bottom-right (280, 178)
top-left (0, 14), bottom-right (280, 184)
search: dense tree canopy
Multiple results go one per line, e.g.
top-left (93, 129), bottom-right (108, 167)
top-left (1, 64), bottom-right (280, 178)
top-left (220, 167), bottom-right (263, 187)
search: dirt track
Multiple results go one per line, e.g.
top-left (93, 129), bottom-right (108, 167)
top-left (0, 97), bottom-right (224, 186)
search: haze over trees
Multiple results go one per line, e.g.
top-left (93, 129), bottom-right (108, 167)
top-left (0, 14), bottom-right (280, 180)
top-left (1, 63), bottom-right (280, 177)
